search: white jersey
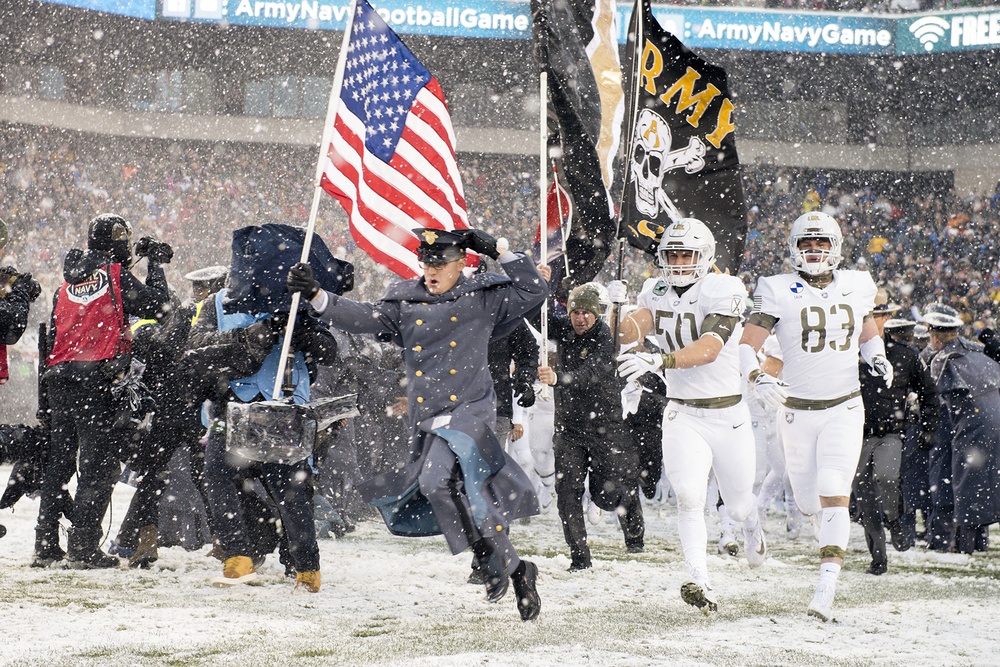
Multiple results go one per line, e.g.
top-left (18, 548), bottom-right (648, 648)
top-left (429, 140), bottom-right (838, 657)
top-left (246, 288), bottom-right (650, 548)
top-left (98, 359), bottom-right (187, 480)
top-left (636, 273), bottom-right (746, 400)
top-left (752, 270), bottom-right (877, 401)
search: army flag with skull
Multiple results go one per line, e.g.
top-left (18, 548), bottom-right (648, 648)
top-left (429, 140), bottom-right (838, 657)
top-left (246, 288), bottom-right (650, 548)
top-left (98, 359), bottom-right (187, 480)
top-left (618, 0), bottom-right (747, 274)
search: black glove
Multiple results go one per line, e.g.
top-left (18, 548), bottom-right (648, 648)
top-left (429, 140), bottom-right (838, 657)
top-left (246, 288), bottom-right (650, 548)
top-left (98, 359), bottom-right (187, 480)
top-left (979, 327), bottom-right (1000, 363)
top-left (10, 273), bottom-right (41, 303)
top-left (463, 229), bottom-right (500, 260)
top-left (287, 262), bottom-right (321, 300)
top-left (515, 383), bottom-right (536, 408)
top-left (240, 319), bottom-right (277, 358)
top-left (513, 371), bottom-right (536, 408)
top-left (919, 430), bottom-right (936, 451)
top-left (134, 236), bottom-right (173, 264)
top-left (291, 324), bottom-right (315, 354)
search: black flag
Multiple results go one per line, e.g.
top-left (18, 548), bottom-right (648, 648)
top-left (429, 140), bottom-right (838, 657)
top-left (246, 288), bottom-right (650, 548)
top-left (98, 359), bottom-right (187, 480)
top-left (619, 0), bottom-right (746, 274)
top-left (533, 0), bottom-right (624, 293)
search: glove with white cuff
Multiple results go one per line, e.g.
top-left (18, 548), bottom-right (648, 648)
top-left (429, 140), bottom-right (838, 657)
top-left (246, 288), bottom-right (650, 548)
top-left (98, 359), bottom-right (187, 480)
top-left (860, 336), bottom-right (893, 388)
top-left (617, 351), bottom-right (663, 384)
top-left (749, 370), bottom-right (789, 410)
top-left (607, 280), bottom-right (628, 305)
top-left (868, 354), bottom-right (894, 388)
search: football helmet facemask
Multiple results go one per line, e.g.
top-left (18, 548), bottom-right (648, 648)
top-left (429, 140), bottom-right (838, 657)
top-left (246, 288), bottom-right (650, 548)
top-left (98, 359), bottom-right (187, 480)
top-left (657, 218), bottom-right (716, 287)
top-left (789, 211), bottom-right (843, 276)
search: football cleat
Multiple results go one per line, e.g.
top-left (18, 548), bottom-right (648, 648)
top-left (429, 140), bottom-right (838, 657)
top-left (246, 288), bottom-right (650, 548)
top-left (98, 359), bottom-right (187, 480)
top-left (807, 580), bottom-right (836, 622)
top-left (681, 581), bottom-right (718, 614)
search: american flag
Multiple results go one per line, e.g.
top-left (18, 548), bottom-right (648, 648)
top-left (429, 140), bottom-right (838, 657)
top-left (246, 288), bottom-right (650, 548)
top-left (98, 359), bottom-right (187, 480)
top-left (319, 0), bottom-right (469, 279)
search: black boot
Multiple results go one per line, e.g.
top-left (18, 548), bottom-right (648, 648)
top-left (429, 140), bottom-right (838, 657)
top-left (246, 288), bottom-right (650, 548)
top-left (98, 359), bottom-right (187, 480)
top-left (467, 553), bottom-right (486, 585)
top-left (511, 559), bottom-right (541, 621)
top-left (864, 527), bottom-right (887, 575)
top-left (32, 527), bottom-right (65, 568)
top-left (472, 538), bottom-right (508, 602)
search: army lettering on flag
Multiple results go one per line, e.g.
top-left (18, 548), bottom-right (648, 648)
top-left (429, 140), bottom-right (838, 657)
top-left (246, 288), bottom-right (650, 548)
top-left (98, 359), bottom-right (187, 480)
top-left (619, 0), bottom-right (747, 274)
top-left (320, 0), bottom-right (469, 279)
top-left (533, 0), bottom-right (624, 290)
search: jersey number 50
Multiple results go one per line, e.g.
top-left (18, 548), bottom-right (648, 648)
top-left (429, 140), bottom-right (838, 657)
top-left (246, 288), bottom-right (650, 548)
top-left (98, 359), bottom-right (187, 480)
top-left (654, 310), bottom-right (698, 353)
top-left (799, 304), bottom-right (855, 353)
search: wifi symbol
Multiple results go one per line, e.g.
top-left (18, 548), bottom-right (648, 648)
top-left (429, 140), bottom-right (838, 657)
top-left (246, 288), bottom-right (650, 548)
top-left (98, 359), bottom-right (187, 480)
top-left (909, 17), bottom-right (950, 52)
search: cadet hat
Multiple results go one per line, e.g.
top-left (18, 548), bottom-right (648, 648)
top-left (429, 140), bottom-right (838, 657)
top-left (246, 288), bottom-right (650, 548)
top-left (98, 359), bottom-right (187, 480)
top-left (567, 283), bottom-right (603, 318)
top-left (922, 303), bottom-right (963, 330)
top-left (872, 287), bottom-right (901, 316)
top-left (414, 227), bottom-right (466, 265)
top-left (883, 318), bottom-right (916, 331)
top-left (184, 265), bottom-right (229, 290)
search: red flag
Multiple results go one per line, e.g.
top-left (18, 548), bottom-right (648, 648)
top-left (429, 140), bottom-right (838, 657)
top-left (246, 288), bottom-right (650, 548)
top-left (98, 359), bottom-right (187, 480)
top-left (319, 0), bottom-right (469, 279)
top-left (534, 175), bottom-right (572, 264)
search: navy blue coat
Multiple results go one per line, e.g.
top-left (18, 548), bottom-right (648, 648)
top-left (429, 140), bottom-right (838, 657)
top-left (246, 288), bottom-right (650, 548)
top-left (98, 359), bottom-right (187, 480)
top-left (930, 338), bottom-right (1000, 527)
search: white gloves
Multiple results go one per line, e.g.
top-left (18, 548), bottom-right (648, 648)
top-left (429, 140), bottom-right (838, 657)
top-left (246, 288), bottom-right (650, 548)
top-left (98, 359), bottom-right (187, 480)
top-left (607, 280), bottom-right (628, 305)
top-left (617, 351), bottom-right (662, 384)
top-left (868, 354), bottom-right (894, 388)
top-left (750, 371), bottom-right (788, 410)
top-left (620, 381), bottom-right (646, 418)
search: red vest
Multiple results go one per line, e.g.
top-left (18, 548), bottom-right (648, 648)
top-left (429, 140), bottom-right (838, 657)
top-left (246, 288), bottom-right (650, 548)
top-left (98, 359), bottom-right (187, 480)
top-left (47, 263), bottom-right (132, 366)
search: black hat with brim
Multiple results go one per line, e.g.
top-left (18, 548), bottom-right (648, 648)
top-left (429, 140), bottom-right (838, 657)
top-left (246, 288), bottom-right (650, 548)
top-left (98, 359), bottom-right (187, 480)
top-left (414, 228), bottom-right (467, 265)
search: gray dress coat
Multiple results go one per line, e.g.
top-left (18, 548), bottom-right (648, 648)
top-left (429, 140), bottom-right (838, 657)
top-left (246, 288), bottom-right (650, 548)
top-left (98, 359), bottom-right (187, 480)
top-left (317, 254), bottom-right (547, 551)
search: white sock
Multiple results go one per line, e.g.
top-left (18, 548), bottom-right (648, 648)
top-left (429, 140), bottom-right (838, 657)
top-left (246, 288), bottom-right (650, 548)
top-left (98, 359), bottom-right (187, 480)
top-left (678, 509), bottom-right (709, 582)
top-left (819, 561), bottom-right (842, 586)
top-left (818, 506), bottom-right (851, 553)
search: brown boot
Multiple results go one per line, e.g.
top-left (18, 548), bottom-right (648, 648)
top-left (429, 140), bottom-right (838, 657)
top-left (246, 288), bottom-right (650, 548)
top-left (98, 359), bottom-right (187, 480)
top-left (129, 525), bottom-right (159, 569)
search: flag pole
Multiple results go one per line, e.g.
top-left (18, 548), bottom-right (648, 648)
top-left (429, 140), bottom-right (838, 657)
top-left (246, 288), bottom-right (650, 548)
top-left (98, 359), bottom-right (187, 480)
top-left (539, 70), bottom-right (550, 375)
top-left (611, 0), bottom-right (645, 350)
top-left (552, 162), bottom-right (570, 278)
top-left (272, 0), bottom-right (359, 401)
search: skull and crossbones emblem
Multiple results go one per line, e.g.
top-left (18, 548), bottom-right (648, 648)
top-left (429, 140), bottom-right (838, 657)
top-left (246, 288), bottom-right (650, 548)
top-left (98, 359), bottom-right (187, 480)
top-left (630, 108), bottom-right (707, 222)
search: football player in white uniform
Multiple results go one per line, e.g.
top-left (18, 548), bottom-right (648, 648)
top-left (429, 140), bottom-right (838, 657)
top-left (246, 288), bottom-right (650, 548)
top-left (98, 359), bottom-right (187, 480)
top-left (611, 218), bottom-right (765, 613)
top-left (738, 211), bottom-right (891, 622)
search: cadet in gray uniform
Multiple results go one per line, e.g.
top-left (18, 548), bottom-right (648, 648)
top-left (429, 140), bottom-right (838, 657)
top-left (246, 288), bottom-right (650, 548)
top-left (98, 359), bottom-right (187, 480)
top-left (286, 227), bottom-right (546, 621)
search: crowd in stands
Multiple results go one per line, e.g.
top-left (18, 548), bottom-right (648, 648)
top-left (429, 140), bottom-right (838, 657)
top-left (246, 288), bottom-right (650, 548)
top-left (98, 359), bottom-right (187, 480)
top-left (2, 121), bottom-right (999, 344)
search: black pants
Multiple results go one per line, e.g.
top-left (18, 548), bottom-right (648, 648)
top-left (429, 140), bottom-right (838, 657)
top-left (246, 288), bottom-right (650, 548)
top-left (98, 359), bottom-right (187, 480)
top-left (853, 434), bottom-right (903, 567)
top-left (553, 423), bottom-right (644, 567)
top-left (204, 424), bottom-right (320, 573)
top-left (116, 414), bottom-right (207, 550)
top-left (36, 377), bottom-right (122, 557)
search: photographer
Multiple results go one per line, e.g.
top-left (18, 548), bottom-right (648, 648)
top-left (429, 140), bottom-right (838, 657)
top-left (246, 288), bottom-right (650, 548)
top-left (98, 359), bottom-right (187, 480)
top-left (0, 230), bottom-right (42, 538)
top-left (33, 214), bottom-right (170, 568)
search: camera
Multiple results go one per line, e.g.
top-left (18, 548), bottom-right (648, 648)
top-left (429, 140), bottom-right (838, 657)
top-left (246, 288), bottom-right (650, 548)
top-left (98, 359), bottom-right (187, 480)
top-left (134, 236), bottom-right (173, 264)
top-left (0, 266), bottom-right (41, 302)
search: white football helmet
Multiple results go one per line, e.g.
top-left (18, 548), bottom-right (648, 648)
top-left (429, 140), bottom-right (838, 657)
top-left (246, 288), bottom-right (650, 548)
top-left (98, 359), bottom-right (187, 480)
top-left (656, 218), bottom-right (716, 287)
top-left (788, 211), bottom-right (843, 276)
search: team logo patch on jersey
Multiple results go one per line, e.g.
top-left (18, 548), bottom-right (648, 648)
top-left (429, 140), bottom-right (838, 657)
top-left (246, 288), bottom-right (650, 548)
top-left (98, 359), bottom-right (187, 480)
top-left (666, 410), bottom-right (677, 421)
top-left (731, 295), bottom-right (743, 315)
top-left (65, 269), bottom-right (110, 305)
top-left (790, 282), bottom-right (804, 294)
top-left (785, 412), bottom-right (795, 424)
top-left (653, 282), bottom-right (669, 296)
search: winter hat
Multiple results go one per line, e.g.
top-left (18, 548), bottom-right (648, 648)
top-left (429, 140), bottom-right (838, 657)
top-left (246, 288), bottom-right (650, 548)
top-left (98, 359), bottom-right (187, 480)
top-left (567, 284), bottom-right (603, 317)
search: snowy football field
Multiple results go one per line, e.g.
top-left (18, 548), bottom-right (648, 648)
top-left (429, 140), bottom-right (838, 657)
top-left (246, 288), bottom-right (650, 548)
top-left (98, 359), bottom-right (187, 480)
top-left (0, 464), bottom-right (997, 667)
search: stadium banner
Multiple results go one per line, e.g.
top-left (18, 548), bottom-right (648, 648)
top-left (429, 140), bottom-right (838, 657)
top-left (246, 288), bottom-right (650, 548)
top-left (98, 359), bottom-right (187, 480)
top-left (618, 0), bottom-right (746, 273)
top-left (35, 1), bottom-right (1000, 55)
top-left (896, 10), bottom-right (1000, 55)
